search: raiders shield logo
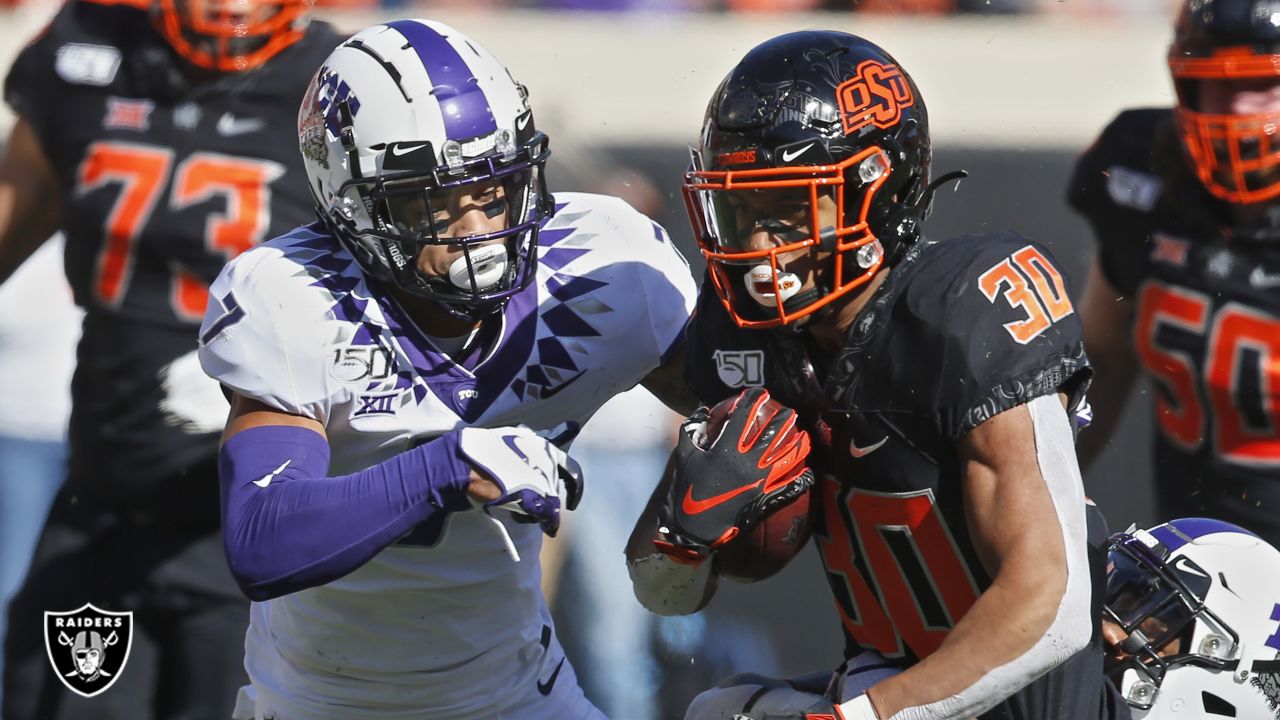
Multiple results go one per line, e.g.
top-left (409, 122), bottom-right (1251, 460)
top-left (44, 604), bottom-right (133, 697)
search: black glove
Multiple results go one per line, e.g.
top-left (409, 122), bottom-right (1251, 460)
top-left (655, 387), bottom-right (814, 561)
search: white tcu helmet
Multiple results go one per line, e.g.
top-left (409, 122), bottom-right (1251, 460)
top-left (297, 19), bottom-right (552, 318)
top-left (1104, 518), bottom-right (1280, 718)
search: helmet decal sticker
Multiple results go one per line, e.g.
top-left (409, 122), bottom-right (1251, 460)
top-left (837, 60), bottom-right (915, 136)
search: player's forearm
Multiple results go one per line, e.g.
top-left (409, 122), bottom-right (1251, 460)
top-left (627, 546), bottom-right (718, 615)
top-left (861, 395), bottom-right (1093, 719)
top-left (218, 425), bottom-right (473, 601)
top-left (625, 469), bottom-right (720, 615)
top-left (862, 554), bottom-right (1089, 719)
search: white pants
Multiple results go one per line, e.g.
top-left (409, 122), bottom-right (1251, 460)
top-left (231, 652), bottom-right (606, 720)
top-left (683, 651), bottom-right (902, 720)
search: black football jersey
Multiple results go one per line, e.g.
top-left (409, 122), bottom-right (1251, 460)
top-left (4, 0), bottom-right (341, 510)
top-left (685, 232), bottom-right (1118, 719)
top-left (1068, 108), bottom-right (1280, 548)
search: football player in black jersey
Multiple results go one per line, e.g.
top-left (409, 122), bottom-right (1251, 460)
top-left (1071, 0), bottom-right (1280, 554)
top-left (0, 0), bottom-right (340, 716)
top-left (625, 31), bottom-right (1130, 720)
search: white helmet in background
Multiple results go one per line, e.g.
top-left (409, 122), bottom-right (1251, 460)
top-left (1104, 518), bottom-right (1280, 718)
top-left (297, 19), bottom-right (552, 318)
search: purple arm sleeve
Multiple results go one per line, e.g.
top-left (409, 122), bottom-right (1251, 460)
top-left (218, 425), bottom-right (473, 601)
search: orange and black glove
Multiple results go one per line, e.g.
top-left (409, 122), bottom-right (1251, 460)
top-left (654, 387), bottom-right (814, 563)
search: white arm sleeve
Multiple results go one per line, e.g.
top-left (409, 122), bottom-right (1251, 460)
top-left (627, 550), bottom-right (715, 617)
top-left (873, 393), bottom-right (1093, 720)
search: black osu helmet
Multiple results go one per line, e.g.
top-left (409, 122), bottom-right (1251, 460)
top-left (1169, 0), bottom-right (1280, 204)
top-left (683, 30), bottom-right (934, 329)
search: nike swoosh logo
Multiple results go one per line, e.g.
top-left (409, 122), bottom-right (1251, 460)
top-left (849, 436), bottom-right (887, 458)
top-left (536, 657), bottom-right (565, 696)
top-left (253, 459), bottom-right (291, 488)
top-left (516, 112), bottom-right (532, 131)
top-left (1250, 267), bottom-right (1280, 288)
top-left (390, 143), bottom-right (430, 157)
top-left (781, 143), bottom-right (815, 163)
top-left (682, 479), bottom-right (763, 515)
top-left (216, 112), bottom-right (264, 136)
top-left (540, 371), bottom-right (586, 399)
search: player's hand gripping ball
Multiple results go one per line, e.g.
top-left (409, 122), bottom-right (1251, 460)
top-left (655, 387), bottom-right (815, 581)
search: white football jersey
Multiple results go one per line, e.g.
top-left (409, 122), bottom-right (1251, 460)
top-left (199, 192), bottom-right (696, 719)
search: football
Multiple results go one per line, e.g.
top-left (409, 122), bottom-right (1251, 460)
top-left (713, 487), bottom-right (813, 583)
top-left (701, 393), bottom-right (815, 583)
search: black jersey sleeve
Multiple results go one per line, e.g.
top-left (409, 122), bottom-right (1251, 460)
top-left (4, 0), bottom-right (145, 149)
top-left (1066, 108), bottom-right (1171, 296)
top-left (900, 232), bottom-right (1092, 440)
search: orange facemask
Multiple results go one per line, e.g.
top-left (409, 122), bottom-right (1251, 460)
top-left (152, 0), bottom-right (310, 73)
top-left (683, 146), bottom-right (892, 329)
top-left (1170, 50), bottom-right (1280, 204)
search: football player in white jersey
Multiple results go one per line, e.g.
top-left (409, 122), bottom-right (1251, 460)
top-left (196, 19), bottom-right (698, 720)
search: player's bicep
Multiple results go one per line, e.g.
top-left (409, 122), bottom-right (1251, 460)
top-left (0, 115), bottom-right (61, 284)
top-left (959, 393), bottom-right (1073, 578)
top-left (223, 392), bottom-right (326, 443)
top-left (641, 345), bottom-right (700, 416)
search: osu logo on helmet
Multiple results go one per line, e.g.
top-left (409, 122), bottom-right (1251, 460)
top-left (837, 60), bottom-right (916, 136)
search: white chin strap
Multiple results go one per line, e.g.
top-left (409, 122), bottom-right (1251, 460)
top-left (447, 243), bottom-right (508, 292)
top-left (744, 263), bottom-right (803, 308)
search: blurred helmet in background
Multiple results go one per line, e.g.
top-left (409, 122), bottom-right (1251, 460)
top-left (152, 0), bottom-right (312, 73)
top-left (1169, 0), bottom-right (1280, 204)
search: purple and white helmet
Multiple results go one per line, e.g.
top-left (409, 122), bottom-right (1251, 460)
top-left (1104, 518), bottom-right (1280, 717)
top-left (297, 19), bottom-right (552, 317)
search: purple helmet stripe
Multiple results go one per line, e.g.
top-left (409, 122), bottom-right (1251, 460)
top-left (1149, 517), bottom-right (1258, 553)
top-left (385, 20), bottom-right (498, 142)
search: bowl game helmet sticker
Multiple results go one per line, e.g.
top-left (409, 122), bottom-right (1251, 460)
top-left (44, 604), bottom-right (133, 697)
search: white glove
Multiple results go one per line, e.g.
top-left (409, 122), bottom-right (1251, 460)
top-left (457, 426), bottom-right (584, 537)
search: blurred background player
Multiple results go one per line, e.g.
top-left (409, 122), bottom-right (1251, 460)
top-left (0, 235), bottom-right (80, 707)
top-left (197, 19), bottom-right (697, 719)
top-left (1100, 517), bottom-right (1280, 718)
top-left (1071, 0), bottom-right (1280, 550)
top-left (0, 0), bottom-right (340, 716)
top-left (627, 29), bottom-right (1118, 720)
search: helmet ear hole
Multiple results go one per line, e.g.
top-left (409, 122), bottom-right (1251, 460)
top-left (1200, 691), bottom-right (1235, 717)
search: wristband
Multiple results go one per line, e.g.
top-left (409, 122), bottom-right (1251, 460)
top-left (837, 694), bottom-right (879, 720)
